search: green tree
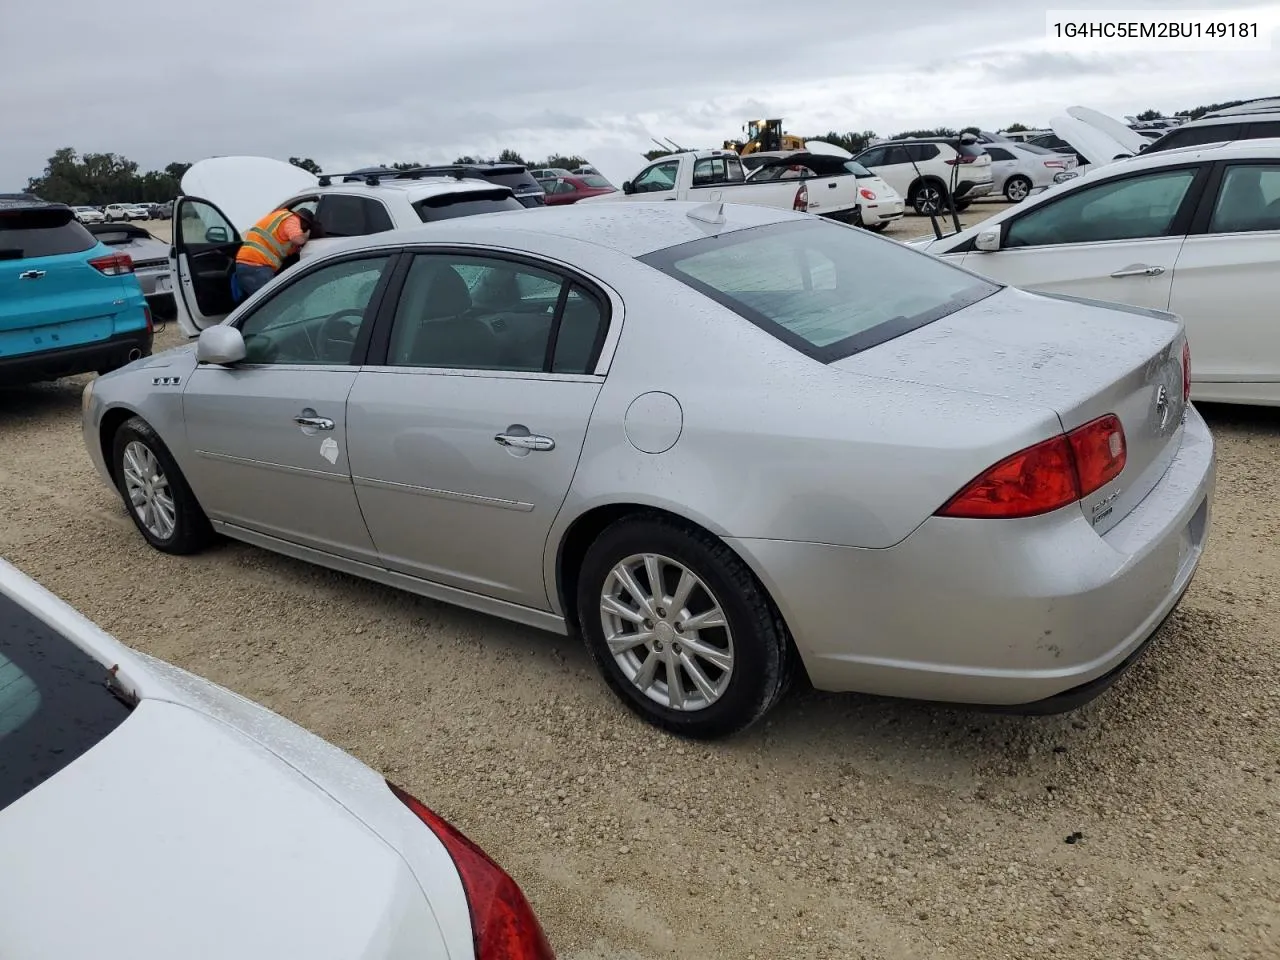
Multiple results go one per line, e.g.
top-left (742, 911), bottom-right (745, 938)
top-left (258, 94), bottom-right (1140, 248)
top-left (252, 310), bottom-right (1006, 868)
top-left (453, 155), bottom-right (478, 164)
top-left (803, 130), bottom-right (878, 154)
top-left (497, 148), bottom-right (527, 165)
top-left (26, 148), bottom-right (145, 205)
top-left (643, 149), bottom-right (673, 160)
top-left (540, 154), bottom-right (587, 170)
top-left (390, 161), bottom-right (421, 170)
top-left (1136, 109), bottom-right (1164, 121)
top-left (1003, 122), bottom-right (1030, 133)
top-left (891, 127), bottom-right (958, 140)
top-left (164, 161), bottom-right (192, 181)
top-left (288, 156), bottom-right (322, 174)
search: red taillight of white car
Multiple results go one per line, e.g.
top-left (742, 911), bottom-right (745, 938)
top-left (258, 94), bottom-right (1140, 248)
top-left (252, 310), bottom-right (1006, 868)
top-left (945, 155), bottom-right (978, 165)
top-left (1182, 340), bottom-right (1192, 402)
top-left (88, 252), bottom-right (134, 276)
top-left (793, 183), bottom-right (809, 212)
top-left (388, 781), bottom-right (556, 960)
top-left (936, 414), bottom-right (1127, 519)
top-left (859, 188), bottom-right (877, 200)
top-left (1043, 159), bottom-right (1067, 169)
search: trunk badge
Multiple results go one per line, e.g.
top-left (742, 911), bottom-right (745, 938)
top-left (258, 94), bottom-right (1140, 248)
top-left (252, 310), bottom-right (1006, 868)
top-left (1155, 384), bottom-right (1170, 430)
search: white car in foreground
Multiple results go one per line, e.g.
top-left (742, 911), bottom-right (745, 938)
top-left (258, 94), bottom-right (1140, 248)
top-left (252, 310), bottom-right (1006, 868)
top-left (908, 138), bottom-right (1280, 406)
top-left (0, 558), bottom-right (554, 959)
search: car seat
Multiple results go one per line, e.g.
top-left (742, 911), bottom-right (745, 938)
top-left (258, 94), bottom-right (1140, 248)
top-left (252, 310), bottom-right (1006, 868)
top-left (391, 264), bottom-right (501, 368)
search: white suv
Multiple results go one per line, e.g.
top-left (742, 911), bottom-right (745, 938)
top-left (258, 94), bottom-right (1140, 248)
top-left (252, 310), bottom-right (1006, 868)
top-left (851, 137), bottom-right (994, 215)
top-left (170, 156), bottom-right (530, 337)
top-left (1142, 99), bottom-right (1280, 155)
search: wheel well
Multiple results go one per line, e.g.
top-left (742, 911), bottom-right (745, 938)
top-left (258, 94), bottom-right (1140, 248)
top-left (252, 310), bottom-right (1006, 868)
top-left (98, 407), bottom-right (137, 484)
top-left (554, 504), bottom-right (803, 669)
top-left (908, 176), bottom-right (947, 201)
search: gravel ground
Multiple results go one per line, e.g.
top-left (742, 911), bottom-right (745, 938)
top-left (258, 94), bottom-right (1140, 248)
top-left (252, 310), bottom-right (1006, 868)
top-left (3, 207), bottom-right (1277, 959)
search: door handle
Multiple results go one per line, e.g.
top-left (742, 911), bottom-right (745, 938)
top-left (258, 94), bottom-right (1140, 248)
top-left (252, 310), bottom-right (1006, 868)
top-left (294, 415), bottom-right (335, 430)
top-left (494, 433), bottom-right (555, 451)
top-left (828, 182), bottom-right (837, 188)
top-left (1110, 264), bottom-right (1165, 278)
top-left (18, 270), bottom-right (46, 280)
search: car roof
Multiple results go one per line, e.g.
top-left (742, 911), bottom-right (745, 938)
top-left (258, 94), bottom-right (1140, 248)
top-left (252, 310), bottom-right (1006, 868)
top-left (309, 177), bottom-right (516, 203)
top-left (1176, 110), bottom-right (1280, 127)
top-left (320, 200), bottom-right (807, 259)
top-left (0, 196), bottom-right (67, 214)
top-left (1116, 136), bottom-right (1280, 169)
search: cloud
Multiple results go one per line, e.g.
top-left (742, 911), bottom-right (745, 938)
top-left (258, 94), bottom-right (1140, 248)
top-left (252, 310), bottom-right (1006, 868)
top-left (2, 0), bottom-right (1279, 187)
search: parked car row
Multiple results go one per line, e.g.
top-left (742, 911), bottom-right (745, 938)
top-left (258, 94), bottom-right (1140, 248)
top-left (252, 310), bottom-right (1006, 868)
top-left (69, 201), bottom-right (173, 223)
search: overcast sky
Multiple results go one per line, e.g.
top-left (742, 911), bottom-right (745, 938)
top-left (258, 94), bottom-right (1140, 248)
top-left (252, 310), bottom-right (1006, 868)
top-left (3, 0), bottom-right (1279, 188)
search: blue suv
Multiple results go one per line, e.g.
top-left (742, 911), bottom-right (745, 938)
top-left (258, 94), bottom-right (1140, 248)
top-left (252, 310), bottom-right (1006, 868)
top-left (1, 197), bottom-right (152, 384)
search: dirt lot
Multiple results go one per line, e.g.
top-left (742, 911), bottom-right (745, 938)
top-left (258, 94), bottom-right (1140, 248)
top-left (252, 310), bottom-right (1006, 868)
top-left (3, 207), bottom-right (1278, 959)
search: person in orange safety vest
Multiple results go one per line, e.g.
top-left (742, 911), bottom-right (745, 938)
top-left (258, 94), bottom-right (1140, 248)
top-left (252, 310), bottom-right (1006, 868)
top-left (234, 206), bottom-right (313, 300)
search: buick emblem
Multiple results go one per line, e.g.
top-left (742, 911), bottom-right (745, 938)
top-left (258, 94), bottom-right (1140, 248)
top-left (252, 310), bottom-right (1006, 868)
top-left (1155, 384), bottom-right (1170, 430)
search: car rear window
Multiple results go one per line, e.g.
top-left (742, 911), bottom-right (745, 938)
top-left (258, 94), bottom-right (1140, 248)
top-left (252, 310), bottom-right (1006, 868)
top-left (0, 208), bottom-right (96, 261)
top-left (639, 219), bottom-right (999, 363)
top-left (413, 190), bottom-right (525, 222)
top-left (0, 592), bottom-right (132, 812)
top-left (580, 175), bottom-right (613, 188)
top-left (956, 143), bottom-right (988, 158)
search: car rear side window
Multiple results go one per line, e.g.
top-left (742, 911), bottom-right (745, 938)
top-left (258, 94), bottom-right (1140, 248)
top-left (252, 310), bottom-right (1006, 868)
top-left (413, 191), bottom-right (525, 222)
top-left (580, 175), bottom-right (613, 189)
top-left (955, 143), bottom-right (987, 159)
top-left (639, 219), bottom-right (999, 363)
top-left (315, 194), bottom-right (394, 238)
top-left (1148, 123), bottom-right (1241, 152)
top-left (0, 209), bottom-right (95, 260)
top-left (0, 593), bottom-right (132, 812)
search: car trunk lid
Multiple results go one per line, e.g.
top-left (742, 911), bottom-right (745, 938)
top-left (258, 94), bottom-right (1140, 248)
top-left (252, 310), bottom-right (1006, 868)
top-left (833, 285), bottom-right (1188, 534)
top-left (0, 206), bottom-right (133, 356)
top-left (0, 699), bottom-right (454, 959)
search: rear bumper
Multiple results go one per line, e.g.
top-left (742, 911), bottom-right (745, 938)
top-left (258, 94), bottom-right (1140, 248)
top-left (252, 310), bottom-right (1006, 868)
top-left (859, 199), bottom-right (905, 225)
top-left (0, 328), bottom-right (153, 383)
top-left (954, 179), bottom-right (994, 200)
top-left (729, 405), bottom-right (1215, 708)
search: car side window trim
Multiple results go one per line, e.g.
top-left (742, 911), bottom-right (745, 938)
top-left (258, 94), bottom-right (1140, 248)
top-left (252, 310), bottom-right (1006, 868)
top-left (1186, 159), bottom-right (1280, 235)
top-left (361, 246), bottom-right (614, 377)
top-left (995, 162), bottom-right (1209, 249)
top-left (224, 249), bottom-right (403, 367)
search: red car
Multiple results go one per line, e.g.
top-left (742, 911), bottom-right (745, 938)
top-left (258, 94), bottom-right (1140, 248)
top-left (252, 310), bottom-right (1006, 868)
top-left (541, 174), bottom-right (617, 205)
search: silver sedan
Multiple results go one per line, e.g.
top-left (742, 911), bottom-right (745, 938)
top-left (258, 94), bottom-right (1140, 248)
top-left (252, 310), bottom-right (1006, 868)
top-left (81, 202), bottom-right (1215, 738)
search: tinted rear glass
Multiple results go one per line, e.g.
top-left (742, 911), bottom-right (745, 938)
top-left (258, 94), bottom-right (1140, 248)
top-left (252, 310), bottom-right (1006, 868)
top-left (639, 219), bottom-right (999, 363)
top-left (1147, 124), bottom-right (1241, 153)
top-left (0, 592), bottom-right (132, 812)
top-left (957, 143), bottom-right (988, 158)
top-left (414, 191), bottom-right (525, 222)
top-left (0, 210), bottom-right (95, 260)
top-left (581, 175), bottom-right (613, 188)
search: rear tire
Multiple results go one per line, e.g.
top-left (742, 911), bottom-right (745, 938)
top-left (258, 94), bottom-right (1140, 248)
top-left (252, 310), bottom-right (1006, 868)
top-left (912, 181), bottom-right (947, 216)
top-left (576, 514), bottom-right (794, 739)
top-left (111, 416), bottom-right (214, 555)
top-left (867, 222), bottom-right (889, 232)
top-left (1004, 175), bottom-right (1032, 202)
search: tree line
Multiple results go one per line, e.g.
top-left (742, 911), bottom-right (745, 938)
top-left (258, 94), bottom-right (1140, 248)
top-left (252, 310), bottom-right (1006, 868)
top-left (21, 99), bottom-right (1253, 205)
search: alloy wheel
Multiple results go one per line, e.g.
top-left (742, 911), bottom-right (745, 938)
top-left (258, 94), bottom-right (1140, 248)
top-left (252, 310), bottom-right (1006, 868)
top-left (121, 440), bottom-right (176, 540)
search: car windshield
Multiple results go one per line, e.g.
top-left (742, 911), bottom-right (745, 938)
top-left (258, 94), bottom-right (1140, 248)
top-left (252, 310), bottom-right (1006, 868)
top-left (639, 219), bottom-right (999, 363)
top-left (0, 591), bottom-right (133, 812)
top-left (843, 160), bottom-right (874, 176)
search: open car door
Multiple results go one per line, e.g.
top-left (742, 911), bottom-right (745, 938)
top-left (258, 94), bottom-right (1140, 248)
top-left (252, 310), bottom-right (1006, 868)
top-left (170, 196), bottom-right (240, 338)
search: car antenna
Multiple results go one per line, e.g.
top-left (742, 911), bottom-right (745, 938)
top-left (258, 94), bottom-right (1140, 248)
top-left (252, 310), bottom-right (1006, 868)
top-left (687, 200), bottom-right (726, 225)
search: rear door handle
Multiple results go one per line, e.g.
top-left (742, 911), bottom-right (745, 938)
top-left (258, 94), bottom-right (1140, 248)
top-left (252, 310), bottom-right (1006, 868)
top-left (1110, 264), bottom-right (1165, 278)
top-left (828, 182), bottom-right (837, 188)
top-left (294, 415), bottom-right (335, 430)
top-left (18, 270), bottom-right (46, 280)
top-left (494, 433), bottom-right (555, 451)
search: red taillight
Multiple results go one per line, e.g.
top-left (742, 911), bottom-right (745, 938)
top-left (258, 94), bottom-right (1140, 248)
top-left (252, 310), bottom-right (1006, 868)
top-left (388, 781), bottom-right (555, 960)
top-left (945, 155), bottom-right (977, 165)
top-left (1044, 159), bottom-right (1067, 169)
top-left (88, 252), bottom-right (134, 276)
top-left (1182, 340), bottom-right (1191, 401)
top-left (1067, 414), bottom-right (1126, 497)
top-left (793, 183), bottom-right (809, 211)
top-left (144, 305), bottom-right (153, 334)
top-left (859, 188), bottom-right (877, 200)
top-left (937, 415), bottom-right (1127, 520)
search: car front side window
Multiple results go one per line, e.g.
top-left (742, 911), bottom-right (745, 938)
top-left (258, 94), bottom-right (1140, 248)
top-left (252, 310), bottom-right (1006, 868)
top-left (632, 161), bottom-right (679, 193)
top-left (1004, 168), bottom-right (1199, 248)
top-left (235, 255), bottom-right (390, 365)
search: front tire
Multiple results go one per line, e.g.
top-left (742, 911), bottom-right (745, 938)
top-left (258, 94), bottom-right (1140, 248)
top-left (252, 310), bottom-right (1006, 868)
top-left (1004, 175), bottom-right (1032, 202)
top-left (111, 416), bottom-right (213, 555)
top-left (576, 514), bottom-right (793, 739)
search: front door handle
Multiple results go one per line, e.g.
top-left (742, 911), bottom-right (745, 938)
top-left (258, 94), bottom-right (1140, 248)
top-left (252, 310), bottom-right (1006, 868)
top-left (494, 433), bottom-right (555, 451)
top-left (18, 270), bottom-right (46, 280)
top-left (1110, 264), bottom-right (1165, 278)
top-left (294, 415), bottom-right (335, 430)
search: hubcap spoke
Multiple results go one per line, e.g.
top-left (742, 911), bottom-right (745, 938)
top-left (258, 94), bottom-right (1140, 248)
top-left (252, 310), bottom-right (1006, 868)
top-left (122, 441), bottom-right (174, 540)
top-left (600, 552), bottom-right (735, 713)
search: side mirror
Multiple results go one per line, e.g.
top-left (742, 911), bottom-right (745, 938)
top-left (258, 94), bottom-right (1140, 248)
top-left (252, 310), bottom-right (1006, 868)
top-left (205, 226), bottom-right (229, 243)
top-left (196, 325), bottom-right (246, 366)
top-left (622, 181), bottom-right (634, 195)
top-left (975, 227), bottom-right (1002, 252)
top-left (1138, 143), bottom-right (1149, 152)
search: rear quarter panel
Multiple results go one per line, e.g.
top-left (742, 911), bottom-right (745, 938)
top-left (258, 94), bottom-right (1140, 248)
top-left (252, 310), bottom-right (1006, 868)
top-left (545, 260), bottom-right (1061, 581)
